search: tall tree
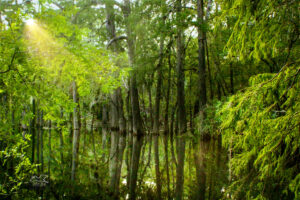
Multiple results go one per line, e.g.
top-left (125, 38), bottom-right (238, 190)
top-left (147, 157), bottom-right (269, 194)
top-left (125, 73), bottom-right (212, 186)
top-left (175, 0), bottom-right (187, 199)
top-left (123, 0), bottom-right (145, 199)
top-left (152, 6), bottom-right (167, 199)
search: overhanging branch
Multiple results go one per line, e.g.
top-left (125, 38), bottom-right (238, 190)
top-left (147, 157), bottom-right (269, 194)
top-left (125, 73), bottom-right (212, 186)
top-left (106, 35), bottom-right (127, 48)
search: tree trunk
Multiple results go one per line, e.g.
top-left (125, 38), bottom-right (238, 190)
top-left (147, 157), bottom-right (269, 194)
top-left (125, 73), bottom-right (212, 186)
top-left (123, 1), bottom-right (145, 199)
top-left (105, 1), bottom-right (127, 196)
top-left (140, 134), bottom-right (152, 181)
top-left (208, 138), bottom-right (216, 200)
top-left (91, 113), bottom-right (96, 159)
top-left (102, 103), bottom-right (109, 161)
top-left (48, 120), bottom-right (51, 179)
top-left (71, 81), bottom-right (81, 181)
top-left (205, 41), bottom-right (214, 101)
top-left (126, 91), bottom-right (133, 189)
top-left (164, 42), bottom-right (172, 200)
top-left (170, 103), bottom-right (177, 167)
top-left (109, 91), bottom-right (120, 197)
top-left (37, 109), bottom-right (40, 174)
top-left (194, 136), bottom-right (210, 200)
top-left (40, 111), bottom-right (44, 173)
top-left (59, 109), bottom-right (64, 175)
top-left (115, 88), bottom-right (127, 196)
top-left (129, 135), bottom-right (143, 200)
top-left (175, 0), bottom-right (187, 199)
top-left (152, 13), bottom-right (165, 199)
top-left (197, 0), bottom-right (207, 112)
top-left (147, 81), bottom-right (153, 132)
top-left (82, 115), bottom-right (87, 155)
top-left (195, 0), bottom-right (210, 199)
top-left (31, 98), bottom-right (36, 164)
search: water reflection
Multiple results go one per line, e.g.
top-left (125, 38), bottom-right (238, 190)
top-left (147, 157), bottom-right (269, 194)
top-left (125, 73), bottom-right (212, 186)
top-left (107, 134), bottom-right (228, 200)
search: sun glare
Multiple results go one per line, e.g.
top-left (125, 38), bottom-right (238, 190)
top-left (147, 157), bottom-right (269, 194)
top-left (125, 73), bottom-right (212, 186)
top-left (23, 18), bottom-right (73, 72)
top-left (25, 18), bottom-right (36, 26)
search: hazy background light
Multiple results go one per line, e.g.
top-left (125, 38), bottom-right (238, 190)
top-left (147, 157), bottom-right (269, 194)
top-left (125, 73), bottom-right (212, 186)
top-left (25, 18), bottom-right (35, 26)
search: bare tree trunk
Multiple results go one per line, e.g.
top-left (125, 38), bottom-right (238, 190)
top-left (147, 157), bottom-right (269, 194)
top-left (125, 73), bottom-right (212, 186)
top-left (147, 81), bottom-right (153, 132)
top-left (129, 135), bottom-right (143, 200)
top-left (123, 1), bottom-right (145, 199)
top-left (82, 115), bottom-right (87, 155)
top-left (170, 104), bottom-right (177, 167)
top-left (140, 134), bottom-right (152, 181)
top-left (153, 135), bottom-right (161, 199)
top-left (194, 136), bottom-right (210, 200)
top-left (40, 111), bottom-right (44, 173)
top-left (68, 112), bottom-right (73, 171)
top-left (164, 42), bottom-right (172, 200)
top-left (195, 0), bottom-right (210, 199)
top-left (91, 114), bottom-right (96, 159)
top-left (115, 88), bottom-right (127, 196)
top-left (126, 91), bottom-right (133, 189)
top-left (152, 12), bottom-right (165, 199)
top-left (175, 0), bottom-right (187, 199)
top-left (71, 81), bottom-right (81, 181)
top-left (102, 104), bottom-right (109, 161)
top-left (109, 91), bottom-right (120, 197)
top-left (196, 0), bottom-right (207, 112)
top-left (105, 1), bottom-right (127, 196)
top-left (205, 41), bottom-right (214, 100)
top-left (208, 138), bottom-right (216, 200)
top-left (37, 110), bottom-right (40, 174)
top-left (59, 109), bottom-right (64, 175)
top-left (31, 98), bottom-right (36, 164)
top-left (48, 120), bottom-right (51, 179)
top-left (128, 77), bottom-right (144, 200)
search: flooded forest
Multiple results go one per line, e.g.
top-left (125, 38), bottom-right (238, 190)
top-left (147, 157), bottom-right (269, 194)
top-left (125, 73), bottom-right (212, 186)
top-left (0, 0), bottom-right (299, 200)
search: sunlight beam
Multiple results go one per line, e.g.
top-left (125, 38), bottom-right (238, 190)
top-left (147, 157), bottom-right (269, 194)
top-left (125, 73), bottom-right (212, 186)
top-left (25, 18), bottom-right (36, 26)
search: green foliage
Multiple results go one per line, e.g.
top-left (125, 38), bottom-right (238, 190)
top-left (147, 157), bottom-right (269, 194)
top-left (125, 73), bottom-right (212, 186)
top-left (0, 134), bottom-right (37, 198)
top-left (219, 0), bottom-right (299, 66)
top-left (0, 1), bottom-right (128, 199)
top-left (218, 62), bottom-right (300, 199)
top-left (1, 0), bottom-right (299, 199)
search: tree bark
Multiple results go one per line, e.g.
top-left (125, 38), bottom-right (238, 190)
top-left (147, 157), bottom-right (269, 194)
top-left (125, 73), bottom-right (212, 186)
top-left (82, 115), bottom-right (87, 155)
top-left (48, 120), bottom-right (51, 179)
top-left (71, 81), bottom-right (81, 181)
top-left (205, 41), bottom-right (214, 100)
top-left (194, 136), bottom-right (210, 200)
top-left (109, 91), bottom-right (120, 197)
top-left (115, 88), bottom-right (127, 196)
top-left (197, 0), bottom-right (207, 111)
top-left (152, 12), bottom-right (165, 199)
top-left (59, 109), bottom-right (64, 175)
top-left (123, 1), bottom-right (145, 199)
top-left (164, 41), bottom-right (172, 200)
top-left (37, 109), bottom-right (40, 173)
top-left (126, 91), bottom-right (133, 189)
top-left (175, 0), bottom-right (187, 199)
top-left (195, 0), bottom-right (211, 199)
top-left (208, 138), bottom-right (216, 200)
top-left (102, 103), bottom-right (109, 161)
top-left (40, 111), bottom-right (44, 173)
top-left (105, 1), bottom-right (127, 197)
top-left (31, 98), bottom-right (36, 164)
